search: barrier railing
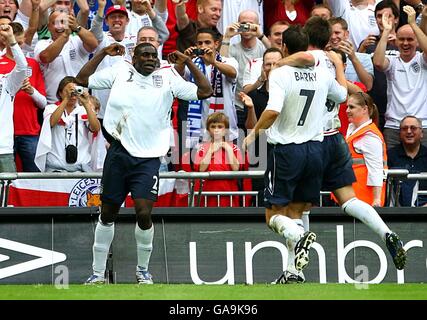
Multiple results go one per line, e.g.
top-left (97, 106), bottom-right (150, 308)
top-left (0, 169), bottom-right (414, 208)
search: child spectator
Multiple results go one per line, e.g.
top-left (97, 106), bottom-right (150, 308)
top-left (193, 112), bottom-right (246, 207)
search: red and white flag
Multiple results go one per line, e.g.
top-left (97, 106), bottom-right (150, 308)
top-left (8, 178), bottom-right (187, 207)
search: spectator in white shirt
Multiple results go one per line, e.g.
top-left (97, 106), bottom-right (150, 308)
top-left (373, 5), bottom-right (427, 150)
top-left (34, 10), bottom-right (98, 104)
top-left (0, 23), bottom-right (28, 172)
top-left (35, 76), bottom-right (101, 172)
top-left (325, 0), bottom-right (381, 48)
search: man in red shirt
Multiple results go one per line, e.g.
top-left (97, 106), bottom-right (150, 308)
top-left (0, 22), bottom-right (46, 171)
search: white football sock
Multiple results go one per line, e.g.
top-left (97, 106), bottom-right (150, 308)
top-left (92, 217), bottom-right (115, 277)
top-left (135, 223), bottom-right (154, 270)
top-left (269, 214), bottom-right (304, 243)
top-left (286, 220), bottom-right (305, 273)
top-left (302, 211), bottom-right (310, 232)
top-left (342, 198), bottom-right (391, 241)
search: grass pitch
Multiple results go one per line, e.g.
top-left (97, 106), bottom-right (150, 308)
top-left (0, 283), bottom-right (426, 300)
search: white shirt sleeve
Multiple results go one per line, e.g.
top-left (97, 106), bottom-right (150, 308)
top-left (88, 63), bottom-right (121, 90)
top-left (354, 131), bottom-right (384, 186)
top-left (326, 77), bottom-right (348, 104)
top-left (222, 56), bottom-right (238, 82)
top-left (34, 39), bottom-right (52, 64)
top-left (327, 0), bottom-right (348, 18)
top-left (5, 44), bottom-right (28, 95)
top-left (265, 68), bottom-right (288, 113)
top-left (243, 59), bottom-right (262, 88)
top-left (169, 67), bottom-right (199, 101)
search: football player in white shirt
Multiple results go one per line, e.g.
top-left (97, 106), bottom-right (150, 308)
top-left (373, 5), bottom-right (427, 149)
top-left (276, 17), bottom-right (407, 279)
top-left (0, 24), bottom-right (28, 172)
top-left (76, 43), bottom-right (213, 285)
top-left (243, 25), bottom-right (348, 284)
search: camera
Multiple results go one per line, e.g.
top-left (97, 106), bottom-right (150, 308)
top-left (193, 48), bottom-right (206, 56)
top-left (65, 144), bottom-right (78, 164)
top-left (237, 23), bottom-right (251, 33)
top-left (72, 85), bottom-right (85, 96)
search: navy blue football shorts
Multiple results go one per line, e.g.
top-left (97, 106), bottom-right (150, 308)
top-left (264, 141), bottom-right (323, 209)
top-left (321, 133), bottom-right (356, 191)
top-left (101, 140), bottom-right (161, 205)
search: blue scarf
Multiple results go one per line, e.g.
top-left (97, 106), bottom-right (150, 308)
top-left (186, 53), bottom-right (224, 148)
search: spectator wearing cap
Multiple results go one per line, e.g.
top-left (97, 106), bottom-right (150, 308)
top-left (34, 9), bottom-right (98, 104)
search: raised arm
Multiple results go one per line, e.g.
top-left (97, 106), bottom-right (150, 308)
top-left (1, 25), bottom-right (28, 95)
top-left (420, 5), bottom-right (427, 35)
top-left (220, 22), bottom-right (240, 57)
top-left (404, 5), bottom-right (427, 60)
top-left (75, 0), bottom-right (90, 28)
top-left (38, 26), bottom-right (70, 64)
top-left (373, 12), bottom-right (392, 72)
top-left (68, 14), bottom-right (98, 53)
top-left (78, 91), bottom-right (101, 132)
top-left (168, 50), bottom-right (213, 99)
top-left (175, 0), bottom-right (190, 31)
top-left (24, 0), bottom-right (41, 46)
top-left (76, 43), bottom-right (126, 86)
top-left (203, 48), bottom-right (237, 79)
top-left (89, 0), bottom-right (106, 44)
top-left (339, 40), bottom-right (373, 90)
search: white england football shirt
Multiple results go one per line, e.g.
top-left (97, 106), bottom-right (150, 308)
top-left (88, 61), bottom-right (199, 157)
top-left (0, 44), bottom-right (28, 155)
top-left (43, 104), bottom-right (93, 171)
top-left (265, 65), bottom-right (347, 145)
top-left (384, 52), bottom-right (427, 129)
top-left (328, 0), bottom-right (380, 48)
top-left (309, 50), bottom-right (342, 133)
top-left (242, 57), bottom-right (263, 89)
top-left (35, 36), bottom-right (92, 104)
top-left (92, 31), bottom-right (137, 119)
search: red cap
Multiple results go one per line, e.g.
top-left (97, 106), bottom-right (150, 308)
top-left (105, 5), bottom-right (128, 19)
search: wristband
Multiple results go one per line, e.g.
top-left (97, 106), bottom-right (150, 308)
top-left (222, 41), bottom-right (230, 45)
top-left (257, 34), bottom-right (264, 40)
top-left (9, 42), bottom-right (17, 46)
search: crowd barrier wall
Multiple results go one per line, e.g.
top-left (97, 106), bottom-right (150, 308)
top-left (0, 207), bottom-right (426, 284)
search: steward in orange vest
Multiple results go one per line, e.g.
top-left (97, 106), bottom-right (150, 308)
top-left (347, 122), bottom-right (388, 206)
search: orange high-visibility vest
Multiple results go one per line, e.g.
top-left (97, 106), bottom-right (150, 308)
top-left (346, 123), bottom-right (388, 206)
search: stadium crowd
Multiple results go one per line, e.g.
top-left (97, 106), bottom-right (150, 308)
top-left (1, 0), bottom-right (427, 207)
